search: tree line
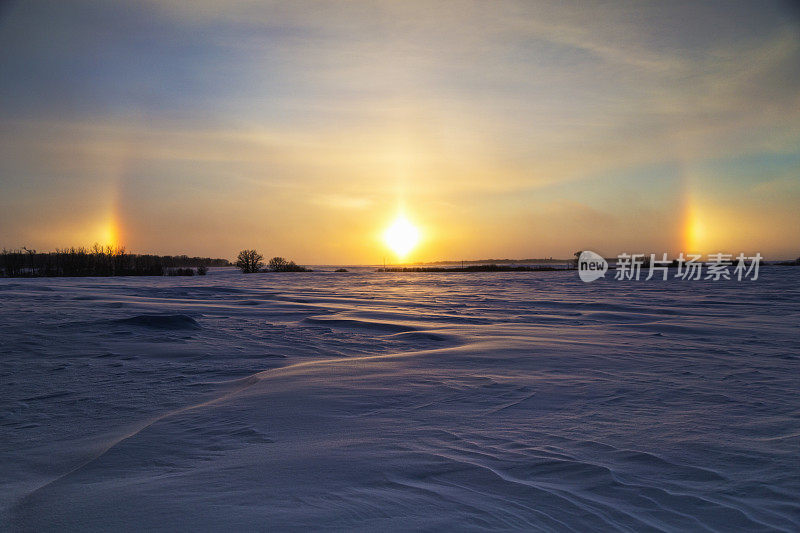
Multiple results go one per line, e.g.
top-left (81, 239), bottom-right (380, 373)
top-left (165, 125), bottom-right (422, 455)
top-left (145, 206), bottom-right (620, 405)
top-left (0, 245), bottom-right (229, 277)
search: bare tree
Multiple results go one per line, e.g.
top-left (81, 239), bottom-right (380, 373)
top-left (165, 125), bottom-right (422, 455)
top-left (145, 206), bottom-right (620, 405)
top-left (268, 256), bottom-right (289, 271)
top-left (236, 249), bottom-right (264, 273)
top-left (267, 256), bottom-right (308, 272)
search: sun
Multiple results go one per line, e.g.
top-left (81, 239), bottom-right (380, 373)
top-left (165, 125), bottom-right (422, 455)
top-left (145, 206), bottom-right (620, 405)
top-left (383, 215), bottom-right (420, 259)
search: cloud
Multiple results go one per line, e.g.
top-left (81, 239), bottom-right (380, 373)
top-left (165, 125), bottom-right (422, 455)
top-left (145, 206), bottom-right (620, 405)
top-left (1, 1), bottom-right (799, 259)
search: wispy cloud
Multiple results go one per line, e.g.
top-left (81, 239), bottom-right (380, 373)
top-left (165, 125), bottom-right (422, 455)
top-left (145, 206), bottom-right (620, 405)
top-left (1, 1), bottom-right (798, 259)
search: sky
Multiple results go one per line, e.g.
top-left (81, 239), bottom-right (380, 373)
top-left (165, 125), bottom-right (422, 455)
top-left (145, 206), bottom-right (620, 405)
top-left (1, 0), bottom-right (799, 263)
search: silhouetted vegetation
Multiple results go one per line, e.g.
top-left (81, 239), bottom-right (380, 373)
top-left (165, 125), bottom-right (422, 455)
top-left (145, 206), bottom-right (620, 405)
top-left (410, 257), bottom-right (568, 265)
top-left (267, 256), bottom-right (309, 272)
top-left (380, 264), bottom-right (566, 273)
top-left (167, 267), bottom-right (196, 276)
top-left (0, 245), bottom-right (228, 277)
top-left (236, 249), bottom-right (263, 273)
top-left (573, 251), bottom-right (583, 269)
top-left (335, 268), bottom-right (349, 272)
top-left (196, 265), bottom-right (208, 275)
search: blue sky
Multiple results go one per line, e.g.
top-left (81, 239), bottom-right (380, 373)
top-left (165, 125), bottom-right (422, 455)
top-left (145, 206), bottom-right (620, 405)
top-left (1, 1), bottom-right (799, 261)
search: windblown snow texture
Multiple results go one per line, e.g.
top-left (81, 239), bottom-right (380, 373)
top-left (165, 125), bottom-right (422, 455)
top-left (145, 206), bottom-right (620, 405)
top-left (1, 268), bottom-right (798, 531)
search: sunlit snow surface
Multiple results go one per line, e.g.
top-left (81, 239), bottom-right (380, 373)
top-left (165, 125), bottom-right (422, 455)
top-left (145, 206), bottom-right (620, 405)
top-left (1, 268), bottom-right (798, 531)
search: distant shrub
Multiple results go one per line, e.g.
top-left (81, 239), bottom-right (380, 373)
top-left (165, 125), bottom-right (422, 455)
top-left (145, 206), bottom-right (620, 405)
top-left (335, 268), bottom-right (348, 272)
top-left (196, 265), bottom-right (208, 275)
top-left (268, 256), bottom-right (288, 271)
top-left (380, 264), bottom-right (560, 272)
top-left (572, 251), bottom-right (583, 269)
top-left (268, 256), bottom-right (308, 272)
top-left (236, 250), bottom-right (264, 273)
top-left (167, 267), bottom-right (195, 276)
